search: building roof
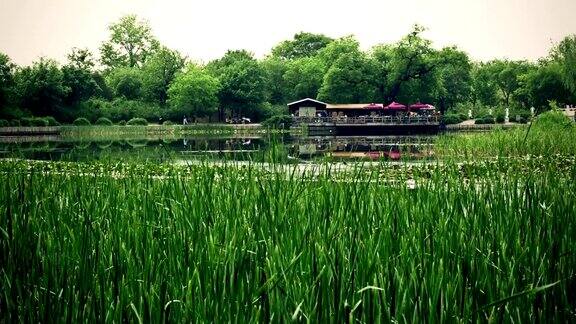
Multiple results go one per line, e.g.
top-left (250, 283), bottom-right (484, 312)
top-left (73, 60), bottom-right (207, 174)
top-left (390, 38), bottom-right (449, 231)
top-left (326, 104), bottom-right (372, 110)
top-left (287, 98), bottom-right (327, 107)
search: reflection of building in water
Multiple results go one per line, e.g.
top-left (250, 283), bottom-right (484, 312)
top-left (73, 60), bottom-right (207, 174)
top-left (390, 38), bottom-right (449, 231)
top-left (292, 136), bottom-right (435, 160)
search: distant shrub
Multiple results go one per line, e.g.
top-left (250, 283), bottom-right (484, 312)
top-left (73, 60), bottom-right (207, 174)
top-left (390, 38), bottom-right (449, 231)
top-left (533, 111), bottom-right (573, 129)
top-left (21, 117), bottom-right (49, 126)
top-left (95, 117), bottom-right (113, 125)
top-left (514, 111), bottom-right (531, 124)
top-left (73, 118), bottom-right (91, 126)
top-left (0, 119), bottom-right (9, 127)
top-left (495, 113), bottom-right (505, 123)
top-left (43, 116), bottom-right (60, 126)
top-left (117, 120), bottom-right (127, 126)
top-left (162, 120), bottom-right (174, 125)
top-left (126, 118), bottom-right (148, 126)
top-left (9, 119), bottom-right (21, 126)
top-left (442, 114), bottom-right (464, 125)
top-left (475, 116), bottom-right (495, 124)
top-left (262, 115), bottom-right (293, 129)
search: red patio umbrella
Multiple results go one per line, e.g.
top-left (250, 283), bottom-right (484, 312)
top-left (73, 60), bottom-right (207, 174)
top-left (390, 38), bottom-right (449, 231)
top-left (384, 102), bottom-right (407, 110)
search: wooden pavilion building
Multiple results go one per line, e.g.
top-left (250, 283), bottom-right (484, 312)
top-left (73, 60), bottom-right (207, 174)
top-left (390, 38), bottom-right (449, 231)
top-left (288, 98), bottom-right (440, 135)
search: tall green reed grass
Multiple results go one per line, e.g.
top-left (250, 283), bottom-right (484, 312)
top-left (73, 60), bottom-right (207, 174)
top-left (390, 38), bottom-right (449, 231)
top-left (436, 111), bottom-right (576, 159)
top-left (1, 158), bottom-right (575, 322)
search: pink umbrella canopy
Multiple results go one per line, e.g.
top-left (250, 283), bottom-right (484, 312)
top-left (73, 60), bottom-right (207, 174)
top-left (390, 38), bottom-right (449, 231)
top-left (364, 103), bottom-right (384, 109)
top-left (384, 102), bottom-right (407, 110)
top-left (409, 102), bottom-right (435, 110)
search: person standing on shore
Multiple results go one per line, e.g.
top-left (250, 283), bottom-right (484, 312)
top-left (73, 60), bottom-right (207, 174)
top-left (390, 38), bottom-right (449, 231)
top-left (183, 116), bottom-right (188, 125)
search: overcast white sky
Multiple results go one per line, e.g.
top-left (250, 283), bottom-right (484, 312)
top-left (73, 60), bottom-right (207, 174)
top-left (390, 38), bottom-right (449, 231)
top-left (1, 0), bottom-right (575, 66)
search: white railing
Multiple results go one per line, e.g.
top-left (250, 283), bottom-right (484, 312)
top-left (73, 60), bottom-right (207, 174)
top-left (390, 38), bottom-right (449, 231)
top-left (293, 115), bottom-right (439, 125)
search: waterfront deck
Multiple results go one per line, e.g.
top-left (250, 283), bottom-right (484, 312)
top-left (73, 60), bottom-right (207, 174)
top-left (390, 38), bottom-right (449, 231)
top-left (293, 116), bottom-right (440, 136)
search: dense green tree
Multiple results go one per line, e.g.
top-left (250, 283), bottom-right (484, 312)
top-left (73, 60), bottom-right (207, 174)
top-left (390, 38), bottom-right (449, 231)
top-left (261, 57), bottom-right (289, 105)
top-left (105, 67), bottom-right (143, 100)
top-left (141, 47), bottom-right (186, 104)
top-left (317, 36), bottom-right (361, 69)
top-left (271, 32), bottom-right (333, 60)
top-left (434, 47), bottom-right (473, 111)
top-left (207, 50), bottom-right (267, 119)
top-left (370, 44), bottom-right (393, 102)
top-left (14, 58), bottom-right (70, 117)
top-left (0, 53), bottom-right (15, 109)
top-left (472, 63), bottom-right (499, 106)
top-left (486, 60), bottom-right (531, 106)
top-left (62, 48), bottom-right (100, 106)
top-left (523, 62), bottom-right (573, 110)
top-left (167, 64), bottom-right (220, 119)
top-left (317, 52), bottom-right (378, 103)
top-left (67, 47), bottom-right (96, 71)
top-left (100, 15), bottom-right (160, 69)
top-left (283, 57), bottom-right (325, 101)
top-left (380, 25), bottom-right (438, 103)
top-left (551, 35), bottom-right (576, 94)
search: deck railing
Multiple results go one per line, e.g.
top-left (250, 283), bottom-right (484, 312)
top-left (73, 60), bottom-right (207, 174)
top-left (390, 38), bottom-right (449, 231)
top-left (293, 115), bottom-right (439, 125)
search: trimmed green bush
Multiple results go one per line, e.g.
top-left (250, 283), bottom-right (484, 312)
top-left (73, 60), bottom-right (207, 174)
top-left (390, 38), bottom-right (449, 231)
top-left (262, 115), bottom-right (293, 129)
top-left (9, 119), bottom-right (21, 127)
top-left (495, 113), bottom-right (505, 123)
top-left (73, 118), bottom-right (91, 126)
top-left (475, 116), bottom-right (495, 124)
top-left (162, 120), bottom-right (174, 126)
top-left (442, 114), bottom-right (464, 125)
top-left (95, 117), bottom-right (113, 126)
top-left (126, 118), bottom-right (148, 126)
top-left (21, 117), bottom-right (49, 127)
top-left (0, 119), bottom-right (9, 127)
top-left (117, 120), bottom-right (127, 126)
top-left (42, 116), bottom-right (60, 126)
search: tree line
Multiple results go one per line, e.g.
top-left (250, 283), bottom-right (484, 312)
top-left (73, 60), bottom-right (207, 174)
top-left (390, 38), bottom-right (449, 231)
top-left (0, 15), bottom-right (575, 124)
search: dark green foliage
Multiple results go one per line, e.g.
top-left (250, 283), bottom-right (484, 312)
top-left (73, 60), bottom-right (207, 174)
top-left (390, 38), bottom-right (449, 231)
top-left (533, 110), bottom-right (574, 129)
top-left (261, 115), bottom-right (293, 129)
top-left (0, 119), bottom-right (9, 127)
top-left (271, 32), bottom-right (333, 60)
top-left (117, 120), bottom-right (126, 126)
top-left (0, 53), bottom-right (16, 108)
top-left (1, 19), bottom-right (575, 127)
top-left (13, 58), bottom-right (70, 118)
top-left (442, 114), bottom-right (465, 124)
top-left (61, 49), bottom-right (100, 106)
top-left (495, 113), bottom-right (505, 123)
top-left (207, 50), bottom-right (267, 120)
top-left (514, 111), bottom-right (531, 123)
top-left (318, 51), bottom-right (377, 103)
top-left (99, 15), bottom-right (160, 69)
top-left (95, 117), bottom-right (113, 125)
top-left (43, 116), bottom-right (60, 126)
top-left (96, 99), bottom-right (163, 123)
top-left (106, 67), bottom-right (143, 100)
top-left (162, 120), bottom-right (174, 125)
top-left (126, 117), bottom-right (148, 125)
top-left (20, 117), bottom-right (49, 126)
top-left (9, 119), bottom-right (21, 126)
top-left (551, 34), bottom-right (576, 93)
top-left (73, 117), bottom-right (91, 126)
top-left (475, 116), bottom-right (495, 124)
top-left (141, 47), bottom-right (185, 104)
top-left (167, 64), bottom-right (220, 119)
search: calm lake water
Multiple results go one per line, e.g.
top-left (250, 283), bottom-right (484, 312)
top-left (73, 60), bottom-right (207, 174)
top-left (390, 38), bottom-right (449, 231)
top-left (0, 134), bottom-right (436, 163)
